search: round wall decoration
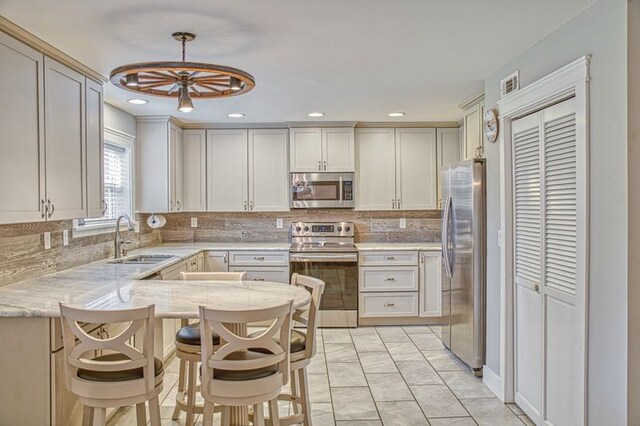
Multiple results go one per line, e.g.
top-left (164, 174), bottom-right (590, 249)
top-left (484, 108), bottom-right (499, 143)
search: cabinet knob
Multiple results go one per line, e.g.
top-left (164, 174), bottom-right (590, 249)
top-left (384, 303), bottom-right (395, 307)
top-left (384, 256), bottom-right (395, 260)
top-left (383, 277), bottom-right (396, 281)
top-left (318, 161), bottom-right (322, 171)
top-left (392, 199), bottom-right (396, 209)
top-left (254, 278), bottom-right (265, 281)
top-left (254, 256), bottom-right (265, 261)
top-left (47, 199), bottom-right (55, 218)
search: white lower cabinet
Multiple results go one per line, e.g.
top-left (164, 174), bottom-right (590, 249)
top-left (359, 292), bottom-right (419, 318)
top-left (419, 251), bottom-right (442, 317)
top-left (228, 250), bottom-right (290, 283)
top-left (229, 266), bottom-right (290, 284)
top-left (206, 251), bottom-right (229, 272)
top-left (359, 266), bottom-right (419, 292)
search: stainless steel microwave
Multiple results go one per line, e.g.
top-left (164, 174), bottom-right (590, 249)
top-left (290, 172), bottom-right (355, 209)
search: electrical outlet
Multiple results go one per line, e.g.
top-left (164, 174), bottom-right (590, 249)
top-left (276, 218), bottom-right (283, 229)
top-left (43, 232), bottom-right (51, 250)
top-left (62, 230), bottom-right (69, 246)
top-left (191, 217), bottom-right (198, 228)
top-left (399, 218), bottom-right (406, 229)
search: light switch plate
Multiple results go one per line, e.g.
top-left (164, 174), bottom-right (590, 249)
top-left (276, 218), bottom-right (283, 229)
top-left (399, 218), bottom-right (406, 229)
top-left (62, 230), bottom-right (69, 246)
top-left (44, 232), bottom-right (51, 250)
top-left (191, 217), bottom-right (198, 228)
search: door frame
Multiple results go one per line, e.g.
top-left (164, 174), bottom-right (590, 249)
top-left (496, 55), bottom-right (590, 424)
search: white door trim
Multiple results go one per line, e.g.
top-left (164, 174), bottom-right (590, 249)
top-left (496, 55), bottom-right (590, 425)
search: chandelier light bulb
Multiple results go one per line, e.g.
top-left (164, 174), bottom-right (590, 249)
top-left (178, 86), bottom-right (194, 113)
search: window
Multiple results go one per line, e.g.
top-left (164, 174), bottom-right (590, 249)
top-left (75, 129), bottom-right (134, 232)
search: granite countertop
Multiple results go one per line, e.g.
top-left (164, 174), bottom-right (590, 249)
top-left (355, 242), bottom-right (441, 251)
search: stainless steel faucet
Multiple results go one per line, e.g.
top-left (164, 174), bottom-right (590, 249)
top-left (114, 214), bottom-right (134, 259)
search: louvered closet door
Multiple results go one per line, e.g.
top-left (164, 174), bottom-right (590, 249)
top-left (512, 112), bottom-right (543, 423)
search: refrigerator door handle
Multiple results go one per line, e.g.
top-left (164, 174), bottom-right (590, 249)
top-left (442, 196), bottom-right (453, 278)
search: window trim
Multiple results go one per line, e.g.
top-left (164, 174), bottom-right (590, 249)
top-left (73, 127), bottom-right (136, 237)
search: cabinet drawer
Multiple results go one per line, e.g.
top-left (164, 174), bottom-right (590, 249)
top-left (229, 266), bottom-right (290, 284)
top-left (359, 266), bottom-right (418, 292)
top-left (229, 251), bottom-right (289, 266)
top-left (161, 260), bottom-right (188, 280)
top-left (358, 251), bottom-right (418, 266)
top-left (359, 292), bottom-right (419, 318)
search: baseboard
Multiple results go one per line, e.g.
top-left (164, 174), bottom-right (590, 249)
top-left (482, 365), bottom-right (504, 400)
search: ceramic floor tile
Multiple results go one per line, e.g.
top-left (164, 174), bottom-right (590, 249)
top-left (410, 333), bottom-right (446, 351)
top-left (376, 401), bottom-right (429, 425)
top-left (428, 417), bottom-right (478, 426)
top-left (411, 384), bottom-right (469, 418)
top-left (327, 362), bottom-right (368, 387)
top-left (402, 325), bottom-right (434, 335)
top-left (352, 333), bottom-right (387, 353)
top-left (325, 342), bottom-right (359, 363)
top-left (308, 373), bottom-right (332, 403)
top-left (331, 387), bottom-right (379, 421)
top-left (385, 341), bottom-right (425, 361)
top-left (365, 372), bottom-right (414, 401)
top-left (350, 326), bottom-right (379, 336)
top-left (396, 360), bottom-right (443, 385)
top-left (335, 422), bottom-right (382, 425)
top-left (311, 402), bottom-right (336, 426)
top-left (460, 398), bottom-right (524, 426)
top-left (422, 349), bottom-right (466, 372)
top-left (376, 326), bottom-right (412, 342)
top-left (323, 328), bottom-right (353, 343)
top-left (307, 351), bottom-right (328, 374)
top-left (429, 325), bottom-right (444, 339)
top-left (439, 371), bottom-right (495, 399)
top-left (519, 414), bottom-right (535, 425)
top-left (507, 403), bottom-right (525, 416)
top-left (358, 351), bottom-right (399, 374)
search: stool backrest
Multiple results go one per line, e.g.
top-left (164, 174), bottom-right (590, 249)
top-left (199, 300), bottom-right (293, 398)
top-left (58, 303), bottom-right (156, 397)
top-left (290, 273), bottom-right (325, 359)
top-left (180, 271), bottom-right (247, 281)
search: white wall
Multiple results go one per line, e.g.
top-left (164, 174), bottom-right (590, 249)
top-left (104, 102), bottom-right (136, 137)
top-left (483, 0), bottom-right (628, 423)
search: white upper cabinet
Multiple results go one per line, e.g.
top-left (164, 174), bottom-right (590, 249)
top-left (182, 129), bottom-right (206, 212)
top-left (169, 124), bottom-right (183, 212)
top-left (290, 127), bottom-right (354, 172)
top-left (356, 128), bottom-right (396, 210)
top-left (44, 57), bottom-right (86, 220)
top-left (395, 128), bottom-right (437, 210)
top-left (85, 78), bottom-right (104, 218)
top-left (356, 128), bottom-right (437, 210)
top-left (0, 32), bottom-right (45, 224)
top-left (248, 129), bottom-right (289, 211)
top-left (462, 94), bottom-right (485, 160)
top-left (436, 128), bottom-right (462, 208)
top-left (207, 129), bottom-right (248, 212)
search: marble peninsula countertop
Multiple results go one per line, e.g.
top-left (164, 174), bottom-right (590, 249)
top-left (0, 241), bottom-right (440, 318)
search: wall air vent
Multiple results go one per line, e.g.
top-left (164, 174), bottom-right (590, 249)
top-left (500, 70), bottom-right (520, 98)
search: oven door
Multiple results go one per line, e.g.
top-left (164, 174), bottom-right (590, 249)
top-left (290, 173), bottom-right (354, 208)
top-left (290, 252), bottom-right (358, 326)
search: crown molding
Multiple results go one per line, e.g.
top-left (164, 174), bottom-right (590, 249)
top-left (286, 121), bottom-right (357, 128)
top-left (0, 15), bottom-right (107, 83)
top-left (459, 92), bottom-right (485, 110)
top-left (355, 121), bottom-right (459, 128)
top-left (180, 122), bottom-right (288, 130)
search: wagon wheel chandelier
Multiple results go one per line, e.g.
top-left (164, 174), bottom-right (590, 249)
top-left (110, 32), bottom-right (255, 113)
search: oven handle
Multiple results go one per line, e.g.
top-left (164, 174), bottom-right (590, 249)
top-left (290, 253), bottom-right (358, 263)
top-left (339, 176), bottom-right (343, 205)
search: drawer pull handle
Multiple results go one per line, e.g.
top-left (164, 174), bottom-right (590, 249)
top-left (384, 256), bottom-right (395, 260)
top-left (384, 303), bottom-right (395, 307)
top-left (384, 277), bottom-right (396, 281)
top-left (254, 278), bottom-right (265, 281)
top-left (254, 256), bottom-right (265, 261)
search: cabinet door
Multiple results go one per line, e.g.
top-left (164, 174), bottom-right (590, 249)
top-left (85, 78), bottom-right (104, 218)
top-left (355, 129), bottom-right (396, 210)
top-left (248, 129), bottom-right (289, 211)
top-left (395, 128), bottom-right (437, 210)
top-left (464, 103), bottom-right (482, 160)
top-left (136, 120), bottom-right (170, 213)
top-left (207, 130), bottom-right (248, 211)
top-left (206, 251), bottom-right (229, 272)
top-left (0, 33), bottom-right (46, 224)
top-left (290, 128), bottom-right (322, 172)
top-left (169, 124), bottom-right (183, 212)
top-left (182, 130), bottom-right (207, 212)
top-left (419, 252), bottom-right (442, 317)
top-left (45, 57), bottom-right (86, 220)
top-left (322, 127), bottom-right (354, 172)
top-left (436, 128), bottom-right (461, 208)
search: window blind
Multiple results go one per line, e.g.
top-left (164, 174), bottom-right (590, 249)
top-left (103, 142), bottom-right (131, 220)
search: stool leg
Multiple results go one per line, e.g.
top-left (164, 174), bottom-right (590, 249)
top-left (254, 403), bottom-right (265, 426)
top-left (299, 367), bottom-right (312, 426)
top-left (185, 360), bottom-right (198, 426)
top-left (222, 406), bottom-right (231, 426)
top-left (92, 407), bottom-right (106, 426)
top-left (82, 405), bottom-right (93, 426)
top-left (269, 399), bottom-right (280, 426)
top-left (203, 401), bottom-right (215, 426)
top-left (290, 369), bottom-right (300, 415)
top-left (149, 396), bottom-right (161, 426)
top-left (135, 402), bottom-right (147, 426)
top-left (172, 357), bottom-right (187, 420)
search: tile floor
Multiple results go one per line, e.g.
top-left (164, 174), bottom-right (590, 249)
top-left (107, 325), bottom-right (533, 425)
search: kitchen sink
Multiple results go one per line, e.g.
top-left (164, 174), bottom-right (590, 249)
top-left (108, 255), bottom-right (176, 265)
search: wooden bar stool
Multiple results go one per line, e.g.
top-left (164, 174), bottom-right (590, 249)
top-left (59, 303), bottom-right (163, 426)
top-left (249, 273), bottom-right (325, 425)
top-left (199, 300), bottom-right (294, 426)
top-left (172, 271), bottom-right (246, 425)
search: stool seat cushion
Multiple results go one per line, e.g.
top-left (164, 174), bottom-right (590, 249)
top-left (176, 322), bottom-right (220, 346)
top-left (211, 350), bottom-right (279, 382)
top-left (247, 329), bottom-right (307, 354)
top-left (77, 353), bottom-right (163, 383)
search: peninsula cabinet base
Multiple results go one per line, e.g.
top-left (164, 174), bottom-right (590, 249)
top-left (358, 316), bottom-right (445, 326)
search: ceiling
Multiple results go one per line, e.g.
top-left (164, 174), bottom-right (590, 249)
top-left (0, 0), bottom-right (590, 123)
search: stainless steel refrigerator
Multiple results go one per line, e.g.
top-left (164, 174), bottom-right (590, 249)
top-left (440, 158), bottom-right (486, 375)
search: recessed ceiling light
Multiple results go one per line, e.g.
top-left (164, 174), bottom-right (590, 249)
top-left (127, 99), bottom-right (148, 105)
top-left (227, 113), bottom-right (245, 118)
top-left (388, 112), bottom-right (405, 117)
top-left (308, 112), bottom-right (325, 117)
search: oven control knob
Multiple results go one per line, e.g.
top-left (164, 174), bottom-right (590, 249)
top-left (345, 226), bottom-right (351, 232)
top-left (304, 226), bottom-right (309, 232)
top-left (337, 226), bottom-right (342, 232)
top-left (296, 226), bottom-right (301, 232)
